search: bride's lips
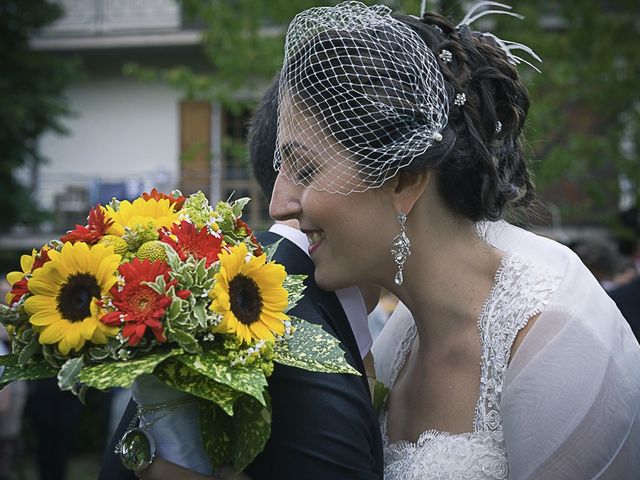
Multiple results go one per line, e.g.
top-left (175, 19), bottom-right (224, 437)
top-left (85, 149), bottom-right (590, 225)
top-left (304, 230), bottom-right (325, 256)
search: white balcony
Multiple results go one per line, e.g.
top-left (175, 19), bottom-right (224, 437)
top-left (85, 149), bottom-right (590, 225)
top-left (32, 0), bottom-right (202, 50)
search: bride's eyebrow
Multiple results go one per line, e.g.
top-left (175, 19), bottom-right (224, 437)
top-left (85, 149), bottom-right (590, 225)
top-left (280, 141), bottom-right (318, 161)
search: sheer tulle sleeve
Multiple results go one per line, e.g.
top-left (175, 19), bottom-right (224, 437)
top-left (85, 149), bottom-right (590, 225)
top-left (502, 279), bottom-right (640, 478)
top-left (372, 301), bottom-right (413, 387)
top-left (484, 221), bottom-right (640, 478)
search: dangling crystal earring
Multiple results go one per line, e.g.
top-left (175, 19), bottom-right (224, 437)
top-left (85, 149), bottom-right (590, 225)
top-left (391, 211), bottom-right (411, 286)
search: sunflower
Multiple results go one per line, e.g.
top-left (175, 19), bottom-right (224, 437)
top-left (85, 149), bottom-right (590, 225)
top-left (209, 243), bottom-right (289, 344)
top-left (23, 242), bottom-right (121, 356)
top-left (104, 197), bottom-right (179, 237)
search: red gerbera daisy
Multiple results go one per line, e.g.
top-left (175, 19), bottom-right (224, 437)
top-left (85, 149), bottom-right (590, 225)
top-left (159, 220), bottom-right (223, 267)
top-left (235, 218), bottom-right (263, 256)
top-left (100, 258), bottom-right (189, 346)
top-left (142, 188), bottom-right (185, 211)
top-left (61, 206), bottom-right (113, 245)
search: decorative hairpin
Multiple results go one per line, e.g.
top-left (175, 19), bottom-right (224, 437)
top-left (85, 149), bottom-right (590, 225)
top-left (495, 121), bottom-right (502, 133)
top-left (432, 132), bottom-right (443, 142)
top-left (454, 93), bottom-right (466, 107)
top-left (439, 49), bottom-right (453, 63)
top-left (457, 2), bottom-right (542, 73)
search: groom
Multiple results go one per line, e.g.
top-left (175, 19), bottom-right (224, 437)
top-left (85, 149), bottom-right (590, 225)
top-left (97, 78), bottom-right (383, 479)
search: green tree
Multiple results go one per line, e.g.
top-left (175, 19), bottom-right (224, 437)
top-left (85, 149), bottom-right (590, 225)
top-left (0, 0), bottom-right (77, 231)
top-left (494, 1), bottom-right (640, 233)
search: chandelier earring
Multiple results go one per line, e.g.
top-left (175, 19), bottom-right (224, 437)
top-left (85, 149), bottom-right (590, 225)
top-left (391, 211), bottom-right (411, 286)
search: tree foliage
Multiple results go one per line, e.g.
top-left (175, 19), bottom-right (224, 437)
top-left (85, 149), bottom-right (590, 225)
top-left (0, 1), bottom-right (77, 230)
top-left (127, 0), bottom-right (639, 232)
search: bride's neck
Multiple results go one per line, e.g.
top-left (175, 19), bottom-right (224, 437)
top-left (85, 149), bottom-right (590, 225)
top-left (390, 207), bottom-right (503, 350)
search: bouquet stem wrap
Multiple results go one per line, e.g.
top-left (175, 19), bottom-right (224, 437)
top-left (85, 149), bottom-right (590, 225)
top-left (132, 374), bottom-right (212, 475)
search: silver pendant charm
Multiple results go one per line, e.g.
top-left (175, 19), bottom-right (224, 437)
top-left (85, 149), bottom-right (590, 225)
top-left (118, 427), bottom-right (156, 473)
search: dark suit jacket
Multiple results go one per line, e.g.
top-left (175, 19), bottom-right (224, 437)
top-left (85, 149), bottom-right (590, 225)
top-left (610, 275), bottom-right (640, 342)
top-left (97, 231), bottom-right (383, 479)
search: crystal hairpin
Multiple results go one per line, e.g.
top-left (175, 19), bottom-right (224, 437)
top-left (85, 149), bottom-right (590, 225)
top-left (457, 2), bottom-right (542, 73)
top-left (454, 93), bottom-right (466, 107)
top-left (439, 49), bottom-right (453, 63)
top-left (495, 120), bottom-right (502, 133)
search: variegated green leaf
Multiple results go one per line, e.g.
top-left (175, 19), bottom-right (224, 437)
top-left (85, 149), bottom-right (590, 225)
top-left (274, 318), bottom-right (359, 375)
top-left (175, 349), bottom-right (268, 405)
top-left (155, 358), bottom-right (240, 415)
top-left (232, 394), bottom-right (272, 472)
top-left (200, 402), bottom-right (233, 470)
top-left (282, 274), bottom-right (306, 312)
top-left (0, 354), bottom-right (57, 387)
top-left (78, 348), bottom-right (181, 390)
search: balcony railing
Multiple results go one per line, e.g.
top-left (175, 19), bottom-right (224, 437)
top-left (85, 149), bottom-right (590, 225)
top-left (42, 0), bottom-right (183, 36)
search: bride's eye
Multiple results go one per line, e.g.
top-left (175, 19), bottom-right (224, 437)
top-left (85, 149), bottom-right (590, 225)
top-left (296, 164), bottom-right (318, 185)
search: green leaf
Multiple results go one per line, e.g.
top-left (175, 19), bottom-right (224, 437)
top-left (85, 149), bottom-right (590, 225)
top-left (232, 394), bottom-right (271, 472)
top-left (231, 198), bottom-right (251, 218)
top-left (175, 349), bottom-right (268, 405)
top-left (17, 335), bottom-right (41, 366)
top-left (274, 318), bottom-right (359, 375)
top-left (200, 402), bottom-right (233, 470)
top-left (154, 359), bottom-right (240, 415)
top-left (57, 356), bottom-right (85, 391)
top-left (78, 348), bottom-right (182, 390)
top-left (168, 299), bottom-right (182, 321)
top-left (372, 380), bottom-right (390, 416)
top-left (167, 330), bottom-right (201, 354)
top-left (0, 354), bottom-right (57, 387)
top-left (193, 303), bottom-right (208, 328)
top-left (195, 257), bottom-right (207, 281)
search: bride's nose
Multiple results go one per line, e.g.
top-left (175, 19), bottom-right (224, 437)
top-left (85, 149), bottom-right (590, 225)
top-left (270, 173), bottom-right (302, 221)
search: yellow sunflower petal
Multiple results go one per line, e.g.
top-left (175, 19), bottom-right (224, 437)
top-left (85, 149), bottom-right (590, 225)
top-left (24, 295), bottom-right (57, 316)
top-left (58, 338), bottom-right (72, 356)
top-left (65, 323), bottom-right (83, 351)
top-left (81, 317), bottom-right (97, 340)
top-left (29, 310), bottom-right (61, 327)
top-left (249, 321), bottom-right (275, 342)
top-left (20, 252), bottom-right (36, 274)
top-left (39, 320), bottom-right (70, 344)
top-left (27, 276), bottom-right (62, 297)
top-left (6, 271), bottom-right (24, 285)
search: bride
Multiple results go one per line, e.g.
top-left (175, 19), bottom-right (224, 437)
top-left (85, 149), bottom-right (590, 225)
top-left (139, 2), bottom-right (640, 479)
top-left (267, 1), bottom-right (640, 478)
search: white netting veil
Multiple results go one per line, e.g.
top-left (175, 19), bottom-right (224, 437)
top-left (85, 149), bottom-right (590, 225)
top-left (274, 1), bottom-right (449, 195)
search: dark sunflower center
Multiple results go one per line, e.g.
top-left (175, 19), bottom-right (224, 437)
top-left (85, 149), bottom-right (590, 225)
top-left (56, 272), bottom-right (101, 322)
top-left (228, 274), bottom-right (263, 325)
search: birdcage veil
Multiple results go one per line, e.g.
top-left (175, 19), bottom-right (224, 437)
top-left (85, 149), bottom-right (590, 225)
top-left (273, 1), bottom-right (449, 195)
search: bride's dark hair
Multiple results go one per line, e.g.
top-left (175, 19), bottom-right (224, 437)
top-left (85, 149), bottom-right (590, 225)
top-left (395, 12), bottom-right (534, 221)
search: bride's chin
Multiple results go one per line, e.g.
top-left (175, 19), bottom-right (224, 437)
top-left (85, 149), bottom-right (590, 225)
top-left (314, 269), bottom-right (349, 292)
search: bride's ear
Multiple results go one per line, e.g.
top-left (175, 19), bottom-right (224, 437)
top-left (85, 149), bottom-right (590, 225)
top-left (386, 170), bottom-right (431, 215)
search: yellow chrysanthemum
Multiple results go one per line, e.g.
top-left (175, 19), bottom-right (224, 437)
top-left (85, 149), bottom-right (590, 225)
top-left (104, 197), bottom-right (179, 237)
top-left (209, 243), bottom-right (289, 344)
top-left (5, 249), bottom-right (37, 304)
top-left (23, 242), bottom-right (121, 356)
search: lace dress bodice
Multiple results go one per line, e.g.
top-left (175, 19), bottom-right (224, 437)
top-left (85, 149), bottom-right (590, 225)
top-left (382, 255), bottom-right (560, 479)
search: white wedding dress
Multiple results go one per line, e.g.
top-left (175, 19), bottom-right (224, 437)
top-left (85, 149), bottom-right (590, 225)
top-left (373, 222), bottom-right (640, 479)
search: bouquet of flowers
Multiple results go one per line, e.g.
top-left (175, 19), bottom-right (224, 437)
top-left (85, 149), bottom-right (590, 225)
top-left (0, 189), bottom-right (357, 474)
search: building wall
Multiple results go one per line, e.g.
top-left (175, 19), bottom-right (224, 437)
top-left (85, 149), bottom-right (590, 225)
top-left (37, 76), bottom-right (182, 212)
